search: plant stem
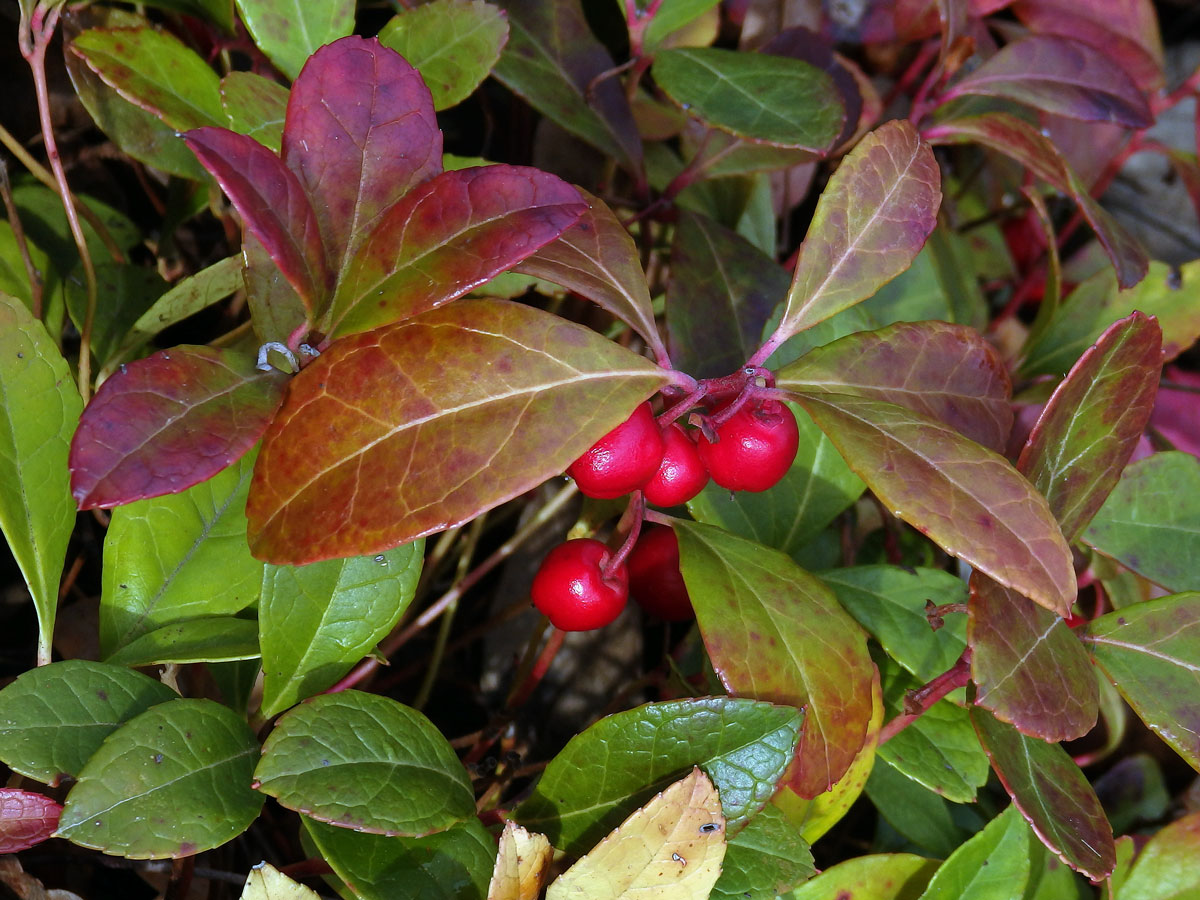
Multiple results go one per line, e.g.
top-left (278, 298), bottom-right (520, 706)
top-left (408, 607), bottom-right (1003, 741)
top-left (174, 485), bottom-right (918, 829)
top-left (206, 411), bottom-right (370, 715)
top-left (505, 625), bottom-right (565, 710)
top-left (877, 651), bottom-right (972, 745)
top-left (0, 159), bottom-right (43, 318)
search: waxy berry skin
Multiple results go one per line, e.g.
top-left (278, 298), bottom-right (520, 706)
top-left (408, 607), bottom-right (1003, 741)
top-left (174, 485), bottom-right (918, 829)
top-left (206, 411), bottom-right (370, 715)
top-left (627, 526), bottom-right (693, 621)
top-left (567, 402), bottom-right (665, 499)
top-left (643, 424), bottom-right (709, 507)
top-left (531, 538), bottom-right (628, 631)
top-left (697, 400), bottom-right (800, 493)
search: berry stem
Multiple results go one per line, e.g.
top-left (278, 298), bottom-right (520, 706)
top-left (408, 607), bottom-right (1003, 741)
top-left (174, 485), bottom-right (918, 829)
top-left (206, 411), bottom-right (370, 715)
top-left (506, 626), bottom-right (567, 710)
top-left (603, 491), bottom-right (645, 579)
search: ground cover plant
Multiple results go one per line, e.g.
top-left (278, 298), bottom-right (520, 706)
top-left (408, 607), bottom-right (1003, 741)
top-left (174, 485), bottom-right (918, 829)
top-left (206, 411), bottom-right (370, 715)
top-left (1, 0), bottom-right (1199, 896)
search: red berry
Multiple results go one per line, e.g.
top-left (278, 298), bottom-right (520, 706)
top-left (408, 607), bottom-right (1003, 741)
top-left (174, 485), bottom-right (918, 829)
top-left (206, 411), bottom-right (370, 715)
top-left (697, 400), bottom-right (799, 492)
top-left (531, 539), bottom-right (628, 631)
top-left (567, 402), bottom-right (665, 499)
top-left (628, 526), bottom-right (693, 621)
top-left (642, 423), bottom-right (709, 507)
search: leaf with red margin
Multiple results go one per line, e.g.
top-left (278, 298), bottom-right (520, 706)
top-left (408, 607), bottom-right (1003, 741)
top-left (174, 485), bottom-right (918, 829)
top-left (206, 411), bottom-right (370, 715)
top-left (969, 314), bottom-right (1163, 739)
top-left (673, 520), bottom-right (874, 799)
top-left (70, 347), bottom-right (288, 510)
top-left (1082, 593), bottom-right (1200, 773)
top-left (943, 35), bottom-right (1152, 128)
top-left (247, 300), bottom-right (670, 565)
top-left (924, 113), bottom-right (1149, 289)
top-left (514, 188), bottom-right (663, 357)
top-left (1114, 809), bottom-right (1200, 898)
top-left (185, 127), bottom-right (329, 315)
top-left (325, 166), bottom-right (585, 337)
top-left (778, 320), bottom-right (1012, 453)
top-left (789, 392), bottom-right (1076, 616)
top-left (1014, 0), bottom-right (1165, 93)
top-left (971, 706), bottom-right (1115, 880)
top-left (776, 121), bottom-right (941, 342)
top-left (282, 37), bottom-right (442, 287)
top-left (0, 789), bottom-right (61, 853)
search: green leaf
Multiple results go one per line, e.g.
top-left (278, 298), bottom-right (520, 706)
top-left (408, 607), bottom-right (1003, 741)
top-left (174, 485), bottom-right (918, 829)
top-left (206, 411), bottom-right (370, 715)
top-left (513, 697), bottom-right (803, 854)
top-left (0, 223), bottom-right (51, 316)
top-left (971, 707), bottom-right (1115, 880)
top-left (1114, 810), bottom-right (1200, 900)
top-left (687, 404), bottom-right (863, 558)
top-left (105, 617), bottom-right (260, 667)
top-left (1082, 593), bottom-right (1200, 773)
top-left (235, 0), bottom-right (355, 80)
top-left (1022, 262), bottom-right (1200, 376)
top-left (775, 121), bottom-right (941, 342)
top-left (864, 758), bottom-right (981, 857)
top-left (378, 0), bottom-right (508, 111)
top-left (643, 0), bottom-right (722, 50)
top-left (820, 566), bottom-right (968, 684)
top-left (788, 853), bottom-right (938, 900)
top-left (0, 660), bottom-right (176, 786)
top-left (56, 698), bottom-right (262, 858)
top-left (100, 450), bottom-right (264, 656)
top-left (65, 263), bottom-right (167, 369)
top-left (69, 27), bottom-right (225, 131)
top-left (259, 541), bottom-right (424, 718)
top-left (118, 256), bottom-right (244, 359)
top-left (712, 804), bottom-right (814, 899)
top-left (1084, 452), bottom-right (1200, 592)
top-left (918, 805), bottom-right (1032, 900)
top-left (876, 660), bottom-right (988, 804)
top-left (303, 816), bottom-right (495, 900)
top-left (221, 72), bottom-right (288, 153)
top-left (0, 297), bottom-right (82, 665)
top-left (794, 392), bottom-right (1076, 616)
top-left (673, 521), bottom-right (874, 798)
top-left (253, 691), bottom-right (474, 835)
top-left (652, 48), bottom-right (843, 150)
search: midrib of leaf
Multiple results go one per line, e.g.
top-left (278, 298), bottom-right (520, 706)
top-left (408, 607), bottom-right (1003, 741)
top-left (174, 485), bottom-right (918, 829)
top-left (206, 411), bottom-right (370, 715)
top-left (982, 614), bottom-right (1059, 695)
top-left (407, 13), bottom-right (495, 67)
top-left (1084, 636), bottom-right (1200, 673)
top-left (676, 53), bottom-right (805, 130)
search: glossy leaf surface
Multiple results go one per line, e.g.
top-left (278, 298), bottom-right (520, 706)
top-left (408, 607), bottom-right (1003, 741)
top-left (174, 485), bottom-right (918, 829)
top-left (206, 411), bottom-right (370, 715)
top-left (259, 540), bottom-right (424, 717)
top-left (487, 822), bottom-right (553, 900)
top-left (972, 707), bottom-right (1115, 880)
top-left (69, 27), bottom-right (224, 131)
top-left (221, 72), bottom-right (288, 152)
top-left (0, 660), bottom-right (175, 786)
top-left (687, 404), bottom-right (863, 558)
top-left (778, 121), bottom-right (941, 340)
top-left (328, 166), bottom-right (583, 336)
top-left (515, 188), bottom-right (662, 352)
top-left (378, 0), bottom-right (509, 111)
top-left (710, 804), bottom-right (813, 899)
top-left (918, 804), bottom-right (1032, 900)
top-left (547, 769), bottom-right (725, 900)
top-left (304, 816), bottom-right (495, 900)
top-left (652, 48), bottom-right (842, 150)
top-left (0, 790), bottom-right (61, 853)
top-left (186, 127), bottom-right (329, 313)
top-left (790, 853), bottom-right (938, 900)
top-left (493, 0), bottom-right (643, 175)
top-left (1084, 452), bottom-right (1200, 592)
top-left (283, 37), bottom-right (442, 285)
top-left (1115, 809), bottom-right (1200, 900)
top-left (514, 698), bottom-right (802, 854)
top-left (105, 617), bottom-right (260, 667)
top-left (1083, 593), bottom-right (1200, 773)
top-left (248, 300), bottom-right (669, 564)
top-left (779, 320), bottom-right (1012, 452)
top-left (56, 698), bottom-right (262, 858)
top-left (234, 0), bottom-right (355, 80)
top-left (99, 451), bottom-right (263, 655)
top-left (794, 393), bottom-right (1076, 616)
top-left (253, 691), bottom-right (474, 835)
top-left (944, 36), bottom-right (1152, 128)
top-left (0, 297), bottom-right (82, 664)
top-left (674, 521), bottom-right (874, 797)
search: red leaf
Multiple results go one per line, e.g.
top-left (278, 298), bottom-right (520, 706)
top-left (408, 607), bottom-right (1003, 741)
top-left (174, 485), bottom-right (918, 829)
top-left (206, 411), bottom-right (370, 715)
top-left (0, 789), bottom-right (61, 853)
top-left (282, 37), bottom-right (442, 280)
top-left (70, 347), bottom-right (289, 509)
top-left (326, 166), bottom-right (586, 337)
top-left (185, 127), bottom-right (329, 313)
top-left (247, 300), bottom-right (670, 564)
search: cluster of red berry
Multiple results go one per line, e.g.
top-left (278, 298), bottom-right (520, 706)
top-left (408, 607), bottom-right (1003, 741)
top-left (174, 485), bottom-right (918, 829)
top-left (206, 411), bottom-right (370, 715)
top-left (531, 398), bottom-right (800, 631)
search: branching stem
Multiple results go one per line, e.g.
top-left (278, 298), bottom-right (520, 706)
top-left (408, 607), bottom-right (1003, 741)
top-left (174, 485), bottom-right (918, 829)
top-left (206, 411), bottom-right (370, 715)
top-left (878, 651), bottom-right (972, 745)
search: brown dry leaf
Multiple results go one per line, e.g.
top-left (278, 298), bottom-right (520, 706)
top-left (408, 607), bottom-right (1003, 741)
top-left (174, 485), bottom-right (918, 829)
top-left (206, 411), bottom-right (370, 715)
top-left (487, 822), bottom-right (554, 900)
top-left (239, 862), bottom-right (320, 900)
top-left (546, 767), bottom-right (726, 900)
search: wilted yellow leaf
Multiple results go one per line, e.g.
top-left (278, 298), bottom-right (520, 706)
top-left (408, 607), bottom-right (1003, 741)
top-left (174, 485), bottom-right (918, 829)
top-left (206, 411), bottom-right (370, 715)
top-left (546, 767), bottom-right (726, 900)
top-left (239, 862), bottom-right (320, 900)
top-left (488, 821), bottom-right (554, 900)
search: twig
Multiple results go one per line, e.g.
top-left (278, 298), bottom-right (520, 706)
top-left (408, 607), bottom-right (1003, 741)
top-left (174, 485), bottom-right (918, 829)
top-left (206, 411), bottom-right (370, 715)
top-left (878, 651), bottom-right (972, 745)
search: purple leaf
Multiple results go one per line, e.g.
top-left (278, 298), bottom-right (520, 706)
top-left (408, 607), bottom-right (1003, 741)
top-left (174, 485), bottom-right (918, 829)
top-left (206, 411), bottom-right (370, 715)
top-left (778, 320), bottom-right (1012, 453)
top-left (282, 37), bottom-right (442, 282)
top-left (944, 35), bottom-right (1153, 128)
top-left (326, 165), bottom-right (585, 337)
top-left (0, 789), bottom-right (61, 853)
top-left (185, 127), bottom-right (329, 315)
top-left (70, 347), bottom-right (288, 510)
